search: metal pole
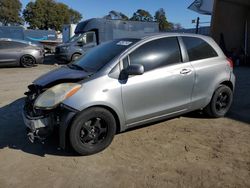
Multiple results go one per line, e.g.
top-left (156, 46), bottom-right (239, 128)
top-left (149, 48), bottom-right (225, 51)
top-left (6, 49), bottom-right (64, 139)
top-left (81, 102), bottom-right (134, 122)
top-left (245, 19), bottom-right (248, 65)
top-left (196, 17), bottom-right (200, 34)
top-left (245, 20), bottom-right (248, 55)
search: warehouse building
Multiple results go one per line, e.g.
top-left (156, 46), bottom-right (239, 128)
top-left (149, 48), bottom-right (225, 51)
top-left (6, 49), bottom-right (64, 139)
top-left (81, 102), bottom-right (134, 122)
top-left (189, 0), bottom-right (250, 65)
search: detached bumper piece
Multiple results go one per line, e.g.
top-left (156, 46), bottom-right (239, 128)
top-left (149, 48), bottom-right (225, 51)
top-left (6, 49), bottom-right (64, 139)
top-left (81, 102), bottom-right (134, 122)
top-left (22, 110), bottom-right (54, 143)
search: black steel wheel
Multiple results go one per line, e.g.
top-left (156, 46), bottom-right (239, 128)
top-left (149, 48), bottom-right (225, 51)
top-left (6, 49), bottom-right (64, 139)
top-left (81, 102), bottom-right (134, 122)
top-left (69, 107), bottom-right (116, 155)
top-left (204, 85), bottom-right (233, 118)
top-left (20, 55), bottom-right (35, 67)
top-left (79, 118), bottom-right (108, 145)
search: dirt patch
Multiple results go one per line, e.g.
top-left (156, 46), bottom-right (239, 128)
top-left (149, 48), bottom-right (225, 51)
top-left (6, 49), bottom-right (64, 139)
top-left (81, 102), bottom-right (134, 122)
top-left (0, 65), bottom-right (249, 188)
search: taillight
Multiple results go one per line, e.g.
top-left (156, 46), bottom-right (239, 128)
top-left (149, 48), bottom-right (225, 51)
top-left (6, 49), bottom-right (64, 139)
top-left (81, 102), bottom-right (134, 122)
top-left (227, 58), bottom-right (234, 69)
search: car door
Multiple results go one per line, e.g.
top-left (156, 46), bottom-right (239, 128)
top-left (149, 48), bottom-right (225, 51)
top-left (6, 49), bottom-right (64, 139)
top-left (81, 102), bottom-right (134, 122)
top-left (181, 36), bottom-right (221, 109)
top-left (121, 37), bottom-right (195, 126)
top-left (0, 41), bottom-right (18, 64)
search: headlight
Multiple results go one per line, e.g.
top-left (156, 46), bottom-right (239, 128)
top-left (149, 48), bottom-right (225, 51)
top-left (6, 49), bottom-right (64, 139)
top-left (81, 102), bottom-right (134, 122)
top-left (34, 83), bottom-right (81, 109)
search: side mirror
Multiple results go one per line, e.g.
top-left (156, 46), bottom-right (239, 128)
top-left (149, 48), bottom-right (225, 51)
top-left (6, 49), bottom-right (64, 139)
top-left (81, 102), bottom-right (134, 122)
top-left (126, 64), bottom-right (144, 75)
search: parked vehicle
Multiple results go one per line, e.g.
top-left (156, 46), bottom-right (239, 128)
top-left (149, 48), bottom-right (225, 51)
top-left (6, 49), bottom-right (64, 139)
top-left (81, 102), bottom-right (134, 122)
top-left (23, 33), bottom-right (235, 155)
top-left (55, 18), bottom-right (159, 62)
top-left (0, 38), bottom-right (44, 67)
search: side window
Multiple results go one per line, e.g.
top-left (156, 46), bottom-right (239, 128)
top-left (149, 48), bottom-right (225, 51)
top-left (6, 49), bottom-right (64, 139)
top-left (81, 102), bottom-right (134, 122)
top-left (78, 35), bottom-right (86, 44)
top-left (0, 41), bottom-right (27, 49)
top-left (1, 41), bottom-right (12, 49)
top-left (0, 42), bottom-right (3, 49)
top-left (11, 42), bottom-right (27, 48)
top-left (86, 32), bottom-right (94, 43)
top-left (182, 37), bottom-right (218, 61)
top-left (122, 56), bottom-right (129, 69)
top-left (129, 37), bottom-right (182, 72)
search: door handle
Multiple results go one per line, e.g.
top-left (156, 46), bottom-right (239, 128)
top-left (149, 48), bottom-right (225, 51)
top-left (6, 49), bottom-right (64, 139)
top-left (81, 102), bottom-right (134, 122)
top-left (180, 69), bottom-right (192, 75)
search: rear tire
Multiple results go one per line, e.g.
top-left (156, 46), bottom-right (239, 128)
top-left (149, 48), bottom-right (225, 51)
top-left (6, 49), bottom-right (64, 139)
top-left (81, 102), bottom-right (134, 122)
top-left (204, 85), bottom-right (233, 118)
top-left (20, 55), bottom-right (35, 68)
top-left (69, 107), bottom-right (116, 155)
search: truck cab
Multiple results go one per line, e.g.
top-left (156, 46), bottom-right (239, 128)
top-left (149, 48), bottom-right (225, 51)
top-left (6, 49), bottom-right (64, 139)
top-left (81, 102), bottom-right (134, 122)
top-left (55, 18), bottom-right (159, 62)
top-left (55, 31), bottom-right (97, 62)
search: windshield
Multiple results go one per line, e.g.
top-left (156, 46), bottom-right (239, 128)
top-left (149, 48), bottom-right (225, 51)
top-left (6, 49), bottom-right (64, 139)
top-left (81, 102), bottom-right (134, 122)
top-left (67, 34), bottom-right (84, 43)
top-left (72, 39), bottom-right (140, 72)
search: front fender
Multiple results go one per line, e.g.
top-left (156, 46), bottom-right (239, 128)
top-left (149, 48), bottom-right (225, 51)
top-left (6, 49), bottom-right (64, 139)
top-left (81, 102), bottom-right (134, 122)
top-left (62, 75), bottom-right (125, 133)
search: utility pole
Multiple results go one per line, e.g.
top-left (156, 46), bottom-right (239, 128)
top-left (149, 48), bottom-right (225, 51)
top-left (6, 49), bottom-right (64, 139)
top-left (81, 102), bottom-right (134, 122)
top-left (195, 17), bottom-right (200, 34)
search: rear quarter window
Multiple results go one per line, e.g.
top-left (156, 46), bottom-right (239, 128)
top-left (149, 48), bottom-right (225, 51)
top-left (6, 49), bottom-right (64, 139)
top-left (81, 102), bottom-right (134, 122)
top-left (182, 37), bottom-right (218, 61)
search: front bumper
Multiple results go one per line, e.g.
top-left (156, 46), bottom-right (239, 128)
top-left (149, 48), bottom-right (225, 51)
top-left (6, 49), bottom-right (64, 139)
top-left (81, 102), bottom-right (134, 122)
top-left (22, 111), bottom-right (49, 132)
top-left (22, 102), bottom-right (77, 146)
top-left (22, 106), bottom-right (54, 142)
top-left (23, 84), bottom-right (78, 147)
top-left (55, 52), bottom-right (71, 62)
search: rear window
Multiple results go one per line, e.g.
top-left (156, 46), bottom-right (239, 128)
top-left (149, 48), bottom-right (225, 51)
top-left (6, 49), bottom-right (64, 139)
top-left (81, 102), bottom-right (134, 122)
top-left (182, 37), bottom-right (218, 61)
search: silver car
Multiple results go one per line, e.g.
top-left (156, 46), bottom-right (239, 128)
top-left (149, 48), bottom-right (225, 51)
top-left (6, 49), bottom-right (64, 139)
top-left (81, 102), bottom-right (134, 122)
top-left (23, 33), bottom-right (235, 155)
top-left (0, 38), bottom-right (44, 67)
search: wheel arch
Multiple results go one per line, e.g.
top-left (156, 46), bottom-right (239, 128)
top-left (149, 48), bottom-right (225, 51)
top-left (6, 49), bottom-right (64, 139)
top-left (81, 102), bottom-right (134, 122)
top-left (86, 105), bottom-right (121, 133)
top-left (219, 80), bottom-right (234, 91)
top-left (60, 104), bottom-right (122, 150)
top-left (20, 54), bottom-right (36, 66)
top-left (202, 79), bottom-right (234, 109)
top-left (71, 52), bottom-right (82, 61)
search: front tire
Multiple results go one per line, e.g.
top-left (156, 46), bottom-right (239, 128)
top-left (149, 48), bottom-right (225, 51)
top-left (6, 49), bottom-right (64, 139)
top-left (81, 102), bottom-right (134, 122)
top-left (20, 55), bottom-right (35, 68)
top-left (204, 85), bottom-right (233, 118)
top-left (71, 53), bottom-right (81, 61)
top-left (69, 107), bottom-right (116, 155)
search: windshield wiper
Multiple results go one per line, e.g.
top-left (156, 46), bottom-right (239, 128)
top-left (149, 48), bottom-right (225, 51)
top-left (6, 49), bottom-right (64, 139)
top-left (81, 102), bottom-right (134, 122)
top-left (68, 64), bottom-right (88, 72)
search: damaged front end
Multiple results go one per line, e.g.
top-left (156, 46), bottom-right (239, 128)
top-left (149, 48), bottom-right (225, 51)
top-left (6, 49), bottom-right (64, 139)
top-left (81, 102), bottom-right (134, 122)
top-left (23, 84), bottom-right (58, 142)
top-left (22, 66), bottom-right (91, 146)
top-left (23, 83), bottom-right (80, 147)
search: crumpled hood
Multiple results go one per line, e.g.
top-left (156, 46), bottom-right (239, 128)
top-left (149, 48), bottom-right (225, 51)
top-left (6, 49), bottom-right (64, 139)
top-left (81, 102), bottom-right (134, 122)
top-left (33, 66), bottom-right (92, 87)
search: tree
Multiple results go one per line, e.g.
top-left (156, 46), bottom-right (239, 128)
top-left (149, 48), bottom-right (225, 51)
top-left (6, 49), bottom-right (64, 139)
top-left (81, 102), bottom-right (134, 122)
top-left (23, 0), bottom-right (82, 31)
top-left (130, 9), bottom-right (153, 22)
top-left (0, 0), bottom-right (23, 26)
top-left (103, 10), bottom-right (128, 20)
top-left (154, 8), bottom-right (172, 31)
top-left (69, 9), bottom-right (82, 24)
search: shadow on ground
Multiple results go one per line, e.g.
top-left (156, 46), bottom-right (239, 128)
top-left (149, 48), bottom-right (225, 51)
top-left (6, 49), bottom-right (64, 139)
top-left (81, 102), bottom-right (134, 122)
top-left (226, 67), bottom-right (250, 124)
top-left (0, 98), bottom-right (74, 157)
top-left (0, 67), bottom-right (249, 157)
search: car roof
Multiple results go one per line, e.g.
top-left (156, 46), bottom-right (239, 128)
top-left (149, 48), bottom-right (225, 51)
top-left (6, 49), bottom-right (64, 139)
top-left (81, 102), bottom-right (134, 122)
top-left (140, 32), bottom-right (211, 40)
top-left (116, 33), bottom-right (214, 46)
top-left (116, 32), bottom-right (224, 59)
top-left (0, 38), bottom-right (42, 48)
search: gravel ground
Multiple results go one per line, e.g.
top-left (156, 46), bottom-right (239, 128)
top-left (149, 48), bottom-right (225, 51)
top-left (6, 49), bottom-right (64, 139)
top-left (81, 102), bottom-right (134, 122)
top-left (0, 61), bottom-right (249, 188)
